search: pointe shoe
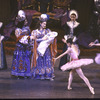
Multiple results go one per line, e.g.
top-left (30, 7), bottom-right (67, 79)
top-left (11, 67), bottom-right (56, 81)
top-left (90, 87), bottom-right (95, 94)
top-left (67, 87), bottom-right (72, 90)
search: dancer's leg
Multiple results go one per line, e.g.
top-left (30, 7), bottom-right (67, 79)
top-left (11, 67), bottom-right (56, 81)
top-left (67, 70), bottom-right (73, 90)
top-left (76, 68), bottom-right (95, 94)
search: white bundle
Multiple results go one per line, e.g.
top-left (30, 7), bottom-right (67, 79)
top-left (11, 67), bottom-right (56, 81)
top-left (64, 35), bottom-right (77, 42)
top-left (37, 31), bottom-right (58, 56)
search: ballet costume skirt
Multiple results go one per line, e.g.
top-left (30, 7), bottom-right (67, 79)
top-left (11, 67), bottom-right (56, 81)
top-left (61, 48), bottom-right (94, 71)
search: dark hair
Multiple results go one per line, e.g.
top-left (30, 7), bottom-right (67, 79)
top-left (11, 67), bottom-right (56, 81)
top-left (71, 13), bottom-right (76, 17)
top-left (16, 20), bottom-right (25, 28)
top-left (35, 20), bottom-right (47, 30)
top-left (66, 38), bottom-right (73, 44)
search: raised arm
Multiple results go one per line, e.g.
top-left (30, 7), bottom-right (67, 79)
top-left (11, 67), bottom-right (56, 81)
top-left (89, 42), bottom-right (100, 47)
top-left (89, 39), bottom-right (100, 47)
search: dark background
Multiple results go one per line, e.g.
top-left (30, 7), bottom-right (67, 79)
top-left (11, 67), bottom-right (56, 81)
top-left (0, 0), bottom-right (95, 30)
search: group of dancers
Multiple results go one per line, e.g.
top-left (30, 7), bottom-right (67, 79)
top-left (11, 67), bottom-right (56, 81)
top-left (1, 9), bottom-right (100, 95)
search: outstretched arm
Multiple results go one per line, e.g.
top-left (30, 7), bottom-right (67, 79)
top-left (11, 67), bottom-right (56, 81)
top-left (89, 42), bottom-right (100, 47)
top-left (93, 43), bottom-right (100, 46)
top-left (89, 39), bottom-right (100, 47)
top-left (62, 38), bottom-right (67, 44)
top-left (54, 48), bottom-right (70, 61)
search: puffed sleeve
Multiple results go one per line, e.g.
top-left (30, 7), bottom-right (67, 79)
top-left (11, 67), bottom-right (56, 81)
top-left (15, 28), bottom-right (22, 38)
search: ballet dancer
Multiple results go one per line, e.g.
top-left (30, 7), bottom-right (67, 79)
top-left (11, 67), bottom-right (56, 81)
top-left (54, 37), bottom-right (95, 94)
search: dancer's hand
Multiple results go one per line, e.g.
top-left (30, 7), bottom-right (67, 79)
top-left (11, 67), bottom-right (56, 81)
top-left (42, 36), bottom-right (48, 40)
top-left (89, 42), bottom-right (95, 47)
top-left (53, 58), bottom-right (57, 63)
top-left (62, 38), bottom-right (66, 44)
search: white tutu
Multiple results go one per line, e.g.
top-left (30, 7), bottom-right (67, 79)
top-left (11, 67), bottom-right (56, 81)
top-left (61, 58), bottom-right (94, 71)
top-left (95, 53), bottom-right (100, 65)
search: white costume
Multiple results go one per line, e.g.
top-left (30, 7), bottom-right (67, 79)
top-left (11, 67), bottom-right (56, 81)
top-left (61, 46), bottom-right (94, 71)
top-left (37, 31), bottom-right (58, 56)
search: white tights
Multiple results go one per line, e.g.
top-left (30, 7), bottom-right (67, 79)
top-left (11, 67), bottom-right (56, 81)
top-left (68, 68), bottom-right (95, 94)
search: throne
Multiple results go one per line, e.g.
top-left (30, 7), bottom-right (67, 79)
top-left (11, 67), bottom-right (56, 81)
top-left (17, 0), bottom-right (72, 20)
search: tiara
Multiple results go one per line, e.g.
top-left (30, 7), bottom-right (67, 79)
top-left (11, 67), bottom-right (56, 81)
top-left (39, 14), bottom-right (49, 22)
top-left (16, 10), bottom-right (26, 22)
top-left (69, 10), bottom-right (78, 19)
top-left (64, 35), bottom-right (77, 42)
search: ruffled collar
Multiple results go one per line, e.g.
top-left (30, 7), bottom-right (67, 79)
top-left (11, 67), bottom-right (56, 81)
top-left (67, 21), bottom-right (80, 28)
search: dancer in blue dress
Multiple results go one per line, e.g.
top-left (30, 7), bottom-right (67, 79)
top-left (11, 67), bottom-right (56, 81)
top-left (31, 14), bottom-right (58, 81)
top-left (11, 10), bottom-right (33, 78)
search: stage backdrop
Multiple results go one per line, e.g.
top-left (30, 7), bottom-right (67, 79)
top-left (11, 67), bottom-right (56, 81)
top-left (0, 0), bottom-right (94, 30)
top-left (70, 0), bottom-right (95, 30)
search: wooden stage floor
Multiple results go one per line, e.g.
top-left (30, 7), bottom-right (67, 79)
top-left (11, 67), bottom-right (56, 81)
top-left (0, 54), bottom-right (100, 99)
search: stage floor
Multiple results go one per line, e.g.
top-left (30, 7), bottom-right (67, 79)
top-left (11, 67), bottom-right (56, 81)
top-left (0, 55), bottom-right (100, 99)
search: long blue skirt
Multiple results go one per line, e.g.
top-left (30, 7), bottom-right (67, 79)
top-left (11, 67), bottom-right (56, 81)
top-left (32, 47), bottom-right (54, 80)
top-left (11, 42), bottom-right (32, 77)
top-left (0, 41), bottom-right (7, 69)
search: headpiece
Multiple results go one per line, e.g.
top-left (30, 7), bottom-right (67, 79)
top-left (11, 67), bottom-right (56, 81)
top-left (69, 10), bottom-right (78, 19)
top-left (39, 14), bottom-right (49, 22)
top-left (16, 10), bottom-right (26, 22)
top-left (64, 35), bottom-right (77, 43)
top-left (0, 22), bottom-right (3, 28)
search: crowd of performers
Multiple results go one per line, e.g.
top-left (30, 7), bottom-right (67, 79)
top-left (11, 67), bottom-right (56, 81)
top-left (1, 8), bottom-right (100, 95)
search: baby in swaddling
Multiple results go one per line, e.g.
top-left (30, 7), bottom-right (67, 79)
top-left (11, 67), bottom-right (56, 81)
top-left (37, 31), bottom-right (58, 56)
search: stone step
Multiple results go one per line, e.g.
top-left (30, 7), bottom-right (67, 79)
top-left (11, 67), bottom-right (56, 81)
top-left (4, 47), bottom-right (15, 55)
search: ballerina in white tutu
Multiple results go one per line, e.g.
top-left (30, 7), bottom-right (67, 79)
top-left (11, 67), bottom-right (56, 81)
top-left (54, 38), bottom-right (95, 94)
top-left (89, 40), bottom-right (100, 65)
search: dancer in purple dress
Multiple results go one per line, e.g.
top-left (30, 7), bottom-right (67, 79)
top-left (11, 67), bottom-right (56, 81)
top-left (54, 37), bottom-right (95, 94)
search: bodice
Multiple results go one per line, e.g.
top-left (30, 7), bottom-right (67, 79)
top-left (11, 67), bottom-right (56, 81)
top-left (34, 29), bottom-right (51, 39)
top-left (68, 47), bottom-right (79, 60)
top-left (15, 26), bottom-right (30, 44)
